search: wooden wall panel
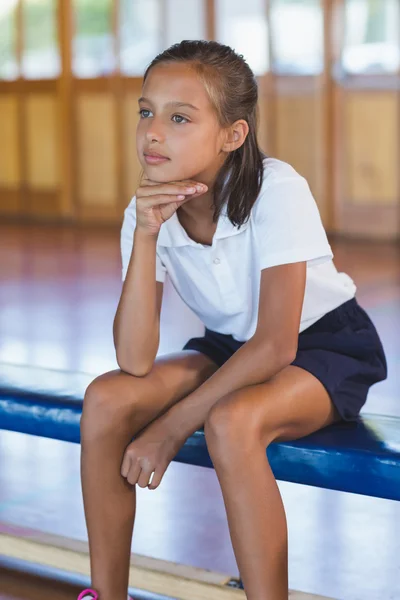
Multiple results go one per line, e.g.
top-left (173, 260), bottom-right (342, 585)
top-left (0, 190), bottom-right (21, 214)
top-left (77, 94), bottom-right (117, 207)
top-left (123, 92), bottom-right (142, 205)
top-left (257, 94), bottom-right (270, 155)
top-left (275, 93), bottom-right (328, 223)
top-left (257, 75), bottom-right (272, 155)
top-left (345, 93), bottom-right (398, 205)
top-left (25, 94), bottom-right (59, 189)
top-left (0, 96), bottom-right (20, 188)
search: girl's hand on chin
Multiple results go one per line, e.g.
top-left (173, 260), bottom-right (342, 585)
top-left (135, 177), bottom-right (208, 238)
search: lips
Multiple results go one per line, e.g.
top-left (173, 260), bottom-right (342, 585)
top-left (144, 151), bottom-right (169, 159)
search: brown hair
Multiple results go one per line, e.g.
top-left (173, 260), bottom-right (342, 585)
top-left (143, 40), bottom-right (266, 229)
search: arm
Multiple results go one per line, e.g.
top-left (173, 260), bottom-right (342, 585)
top-left (115, 180), bottom-right (209, 377)
top-left (114, 229), bottom-right (163, 377)
top-left (165, 261), bottom-right (307, 438)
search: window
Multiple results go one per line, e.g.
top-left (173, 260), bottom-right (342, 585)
top-left (164, 0), bottom-right (206, 48)
top-left (216, 0), bottom-right (269, 76)
top-left (270, 0), bottom-right (323, 75)
top-left (73, 0), bottom-right (114, 77)
top-left (0, 0), bottom-right (18, 80)
top-left (120, 0), bottom-right (160, 76)
top-left (342, 0), bottom-right (400, 74)
top-left (120, 0), bottom-right (207, 77)
top-left (22, 0), bottom-right (60, 79)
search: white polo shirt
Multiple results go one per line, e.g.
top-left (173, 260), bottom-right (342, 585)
top-left (121, 157), bottom-right (356, 341)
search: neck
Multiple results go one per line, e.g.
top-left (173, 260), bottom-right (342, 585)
top-left (178, 157), bottom-right (228, 223)
top-left (178, 189), bottom-right (216, 223)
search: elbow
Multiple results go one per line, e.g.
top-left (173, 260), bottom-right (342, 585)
top-left (272, 337), bottom-right (297, 370)
top-left (252, 334), bottom-right (297, 372)
top-left (277, 343), bottom-right (297, 370)
top-left (116, 355), bottom-right (153, 378)
top-left (282, 347), bottom-right (297, 369)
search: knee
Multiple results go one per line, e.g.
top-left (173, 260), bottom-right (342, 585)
top-left (80, 372), bottom-right (137, 446)
top-left (204, 393), bottom-right (272, 465)
top-left (204, 394), bottom-right (248, 453)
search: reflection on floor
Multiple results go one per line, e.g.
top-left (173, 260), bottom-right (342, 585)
top-left (0, 223), bottom-right (399, 600)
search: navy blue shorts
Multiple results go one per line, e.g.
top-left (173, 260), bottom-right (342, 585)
top-left (182, 298), bottom-right (387, 422)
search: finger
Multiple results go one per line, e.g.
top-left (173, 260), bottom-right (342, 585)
top-left (142, 178), bottom-right (206, 188)
top-left (126, 460), bottom-right (142, 486)
top-left (138, 181), bottom-right (208, 196)
top-left (147, 464), bottom-right (167, 490)
top-left (136, 185), bottom-right (206, 198)
top-left (137, 465), bottom-right (154, 489)
top-left (171, 179), bottom-right (208, 188)
top-left (121, 451), bottom-right (131, 478)
top-left (139, 178), bottom-right (191, 189)
top-left (139, 194), bottom-right (200, 207)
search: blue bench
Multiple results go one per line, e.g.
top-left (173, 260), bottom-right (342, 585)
top-left (0, 362), bottom-right (399, 502)
top-left (1, 362), bottom-right (399, 592)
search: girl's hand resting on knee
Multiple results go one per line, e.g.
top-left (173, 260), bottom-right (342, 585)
top-left (136, 176), bottom-right (208, 237)
top-left (120, 415), bottom-right (186, 490)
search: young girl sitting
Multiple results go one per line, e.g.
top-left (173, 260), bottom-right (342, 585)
top-left (78, 40), bottom-right (387, 600)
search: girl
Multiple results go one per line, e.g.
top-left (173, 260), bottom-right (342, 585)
top-left (78, 40), bottom-right (387, 600)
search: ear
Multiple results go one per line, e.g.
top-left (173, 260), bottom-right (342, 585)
top-left (221, 119), bottom-right (249, 153)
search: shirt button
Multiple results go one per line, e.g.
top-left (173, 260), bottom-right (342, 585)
top-left (213, 258), bottom-right (221, 264)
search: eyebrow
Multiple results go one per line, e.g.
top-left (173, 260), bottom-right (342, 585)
top-left (138, 97), bottom-right (199, 111)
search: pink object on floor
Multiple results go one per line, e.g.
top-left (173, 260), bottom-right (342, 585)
top-left (76, 590), bottom-right (133, 600)
top-left (77, 590), bottom-right (98, 600)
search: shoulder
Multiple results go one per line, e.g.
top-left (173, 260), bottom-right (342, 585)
top-left (121, 195), bottom-right (137, 231)
top-left (124, 194), bottom-right (137, 216)
top-left (248, 158), bottom-right (332, 269)
top-left (121, 195), bottom-right (137, 246)
top-left (261, 156), bottom-right (301, 184)
top-left (251, 157), bottom-right (318, 222)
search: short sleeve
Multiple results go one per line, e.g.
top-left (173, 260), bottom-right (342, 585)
top-left (253, 175), bottom-right (333, 270)
top-left (120, 195), bottom-right (168, 283)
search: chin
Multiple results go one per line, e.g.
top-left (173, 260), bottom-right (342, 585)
top-left (141, 158), bottom-right (204, 183)
top-left (142, 167), bottom-right (172, 183)
top-left (143, 164), bottom-right (191, 184)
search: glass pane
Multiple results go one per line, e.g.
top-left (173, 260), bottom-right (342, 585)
top-left (216, 0), bottom-right (269, 76)
top-left (343, 0), bottom-right (400, 74)
top-left (22, 0), bottom-right (60, 79)
top-left (164, 0), bottom-right (206, 47)
top-left (0, 0), bottom-right (18, 80)
top-left (270, 0), bottom-right (323, 75)
top-left (73, 0), bottom-right (114, 77)
top-left (120, 0), bottom-right (161, 76)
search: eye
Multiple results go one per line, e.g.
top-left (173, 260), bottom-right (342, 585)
top-left (172, 114), bottom-right (188, 124)
top-left (138, 109), bottom-right (152, 118)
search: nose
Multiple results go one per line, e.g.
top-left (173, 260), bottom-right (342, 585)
top-left (145, 118), bottom-right (165, 144)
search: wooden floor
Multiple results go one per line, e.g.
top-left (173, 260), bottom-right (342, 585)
top-left (0, 561), bottom-right (84, 600)
top-left (0, 222), bottom-right (399, 600)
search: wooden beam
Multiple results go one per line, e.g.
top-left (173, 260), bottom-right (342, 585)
top-left (329, 0), bottom-right (346, 235)
top-left (206, 0), bottom-right (215, 41)
top-left (0, 522), bottom-right (336, 600)
top-left (16, 0), bottom-right (26, 215)
top-left (15, 0), bottom-right (23, 71)
top-left (111, 0), bottom-right (125, 215)
top-left (322, 0), bottom-right (340, 232)
top-left (57, 0), bottom-right (74, 218)
top-left (264, 0), bottom-right (277, 156)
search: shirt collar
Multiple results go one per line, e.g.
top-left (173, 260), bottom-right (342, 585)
top-left (157, 202), bottom-right (250, 248)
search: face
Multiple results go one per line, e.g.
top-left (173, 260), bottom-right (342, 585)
top-left (136, 62), bottom-right (228, 185)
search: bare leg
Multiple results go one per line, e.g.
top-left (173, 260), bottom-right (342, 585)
top-left (207, 436), bottom-right (289, 599)
top-left (80, 388), bottom-right (138, 600)
top-left (80, 352), bottom-right (218, 600)
top-left (204, 365), bottom-right (341, 599)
